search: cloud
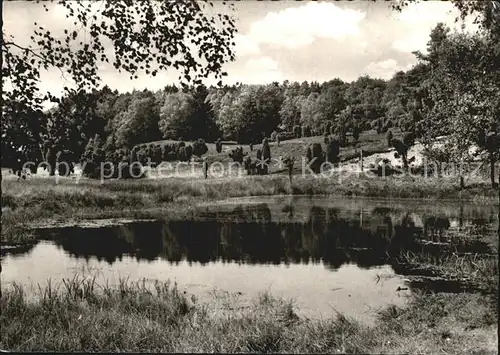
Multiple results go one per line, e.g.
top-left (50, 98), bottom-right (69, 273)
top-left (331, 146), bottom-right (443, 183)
top-left (363, 59), bottom-right (413, 80)
top-left (240, 57), bottom-right (283, 84)
top-left (392, 33), bottom-right (428, 54)
top-left (3, 1), bottom-right (482, 92)
top-left (391, 1), bottom-right (456, 25)
top-left (233, 34), bottom-right (260, 57)
top-left (390, 1), bottom-right (479, 54)
top-left (247, 1), bottom-right (366, 49)
top-left (244, 57), bottom-right (279, 72)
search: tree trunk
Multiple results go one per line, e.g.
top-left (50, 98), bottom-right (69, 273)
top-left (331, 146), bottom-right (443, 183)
top-left (459, 175), bottom-right (465, 189)
top-left (490, 154), bottom-right (496, 188)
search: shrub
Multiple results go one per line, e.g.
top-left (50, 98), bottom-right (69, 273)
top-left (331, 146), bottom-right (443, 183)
top-left (228, 146), bottom-right (246, 163)
top-left (244, 156), bottom-right (256, 175)
top-left (386, 130), bottom-right (393, 147)
top-left (306, 146), bottom-right (313, 162)
top-left (324, 122), bottom-right (332, 136)
top-left (152, 145), bottom-right (162, 164)
top-left (137, 147), bottom-right (148, 165)
top-left (55, 149), bottom-right (75, 176)
top-left (262, 138), bottom-right (271, 175)
top-left (391, 138), bottom-right (413, 171)
top-left (45, 146), bottom-right (58, 176)
top-left (270, 131), bottom-right (278, 141)
top-left (192, 138), bottom-right (208, 157)
top-left (178, 146), bottom-right (188, 162)
top-left (308, 143), bottom-right (324, 174)
top-left (293, 125), bottom-right (301, 138)
top-left (184, 145), bottom-right (193, 160)
top-left (161, 145), bottom-right (167, 161)
top-left (326, 136), bottom-right (340, 164)
top-left (352, 125), bottom-right (360, 141)
top-left (335, 126), bottom-right (347, 147)
top-left (301, 125), bottom-right (311, 138)
top-left (81, 137), bottom-right (105, 179)
top-left (403, 132), bottom-right (416, 147)
top-left (215, 138), bottom-right (223, 153)
top-left (256, 149), bottom-right (263, 175)
top-left (279, 131), bottom-right (295, 141)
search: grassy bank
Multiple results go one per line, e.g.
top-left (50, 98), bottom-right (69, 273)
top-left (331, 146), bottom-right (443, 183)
top-left (1, 173), bottom-right (497, 245)
top-left (0, 276), bottom-right (497, 353)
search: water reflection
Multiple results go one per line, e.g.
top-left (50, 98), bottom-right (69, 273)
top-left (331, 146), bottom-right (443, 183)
top-left (26, 201), bottom-right (496, 270)
top-left (3, 197), bottom-right (497, 322)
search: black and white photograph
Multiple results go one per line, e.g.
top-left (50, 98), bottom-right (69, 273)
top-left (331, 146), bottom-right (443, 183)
top-left (1, 0), bottom-right (499, 353)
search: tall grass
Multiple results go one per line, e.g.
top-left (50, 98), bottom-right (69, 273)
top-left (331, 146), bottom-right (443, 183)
top-left (397, 250), bottom-right (499, 293)
top-left (1, 276), bottom-right (497, 353)
top-left (1, 174), bottom-right (497, 245)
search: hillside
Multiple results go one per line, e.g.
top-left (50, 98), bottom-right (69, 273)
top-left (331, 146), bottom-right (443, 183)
top-left (140, 129), bottom-right (403, 175)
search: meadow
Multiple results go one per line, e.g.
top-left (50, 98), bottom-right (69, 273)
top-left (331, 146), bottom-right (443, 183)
top-left (1, 132), bottom-right (498, 354)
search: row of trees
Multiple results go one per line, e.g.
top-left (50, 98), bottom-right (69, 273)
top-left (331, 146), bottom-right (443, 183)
top-left (0, 73), bottom-right (422, 171)
top-left (2, 1), bottom-right (498, 186)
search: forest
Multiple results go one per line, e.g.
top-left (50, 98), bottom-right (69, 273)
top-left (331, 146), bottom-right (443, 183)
top-left (2, 23), bottom-right (499, 185)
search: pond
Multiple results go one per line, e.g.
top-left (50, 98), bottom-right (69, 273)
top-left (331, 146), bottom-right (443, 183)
top-left (1, 196), bottom-right (498, 324)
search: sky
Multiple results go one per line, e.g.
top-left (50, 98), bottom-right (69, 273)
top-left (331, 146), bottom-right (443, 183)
top-left (3, 0), bottom-right (478, 97)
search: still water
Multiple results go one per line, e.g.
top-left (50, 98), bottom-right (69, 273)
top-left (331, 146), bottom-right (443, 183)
top-left (2, 196), bottom-right (498, 323)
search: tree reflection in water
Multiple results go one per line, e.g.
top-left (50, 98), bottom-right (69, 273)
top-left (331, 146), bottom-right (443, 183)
top-left (30, 201), bottom-right (495, 271)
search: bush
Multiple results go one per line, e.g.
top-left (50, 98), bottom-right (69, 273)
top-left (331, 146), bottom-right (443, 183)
top-left (185, 145), bottom-right (193, 160)
top-left (326, 136), bottom-right (340, 164)
top-left (228, 146), bottom-right (246, 163)
top-left (270, 131), bottom-right (278, 141)
top-left (244, 156), bottom-right (257, 175)
top-left (306, 146), bottom-right (313, 162)
top-left (55, 150), bottom-right (75, 176)
top-left (262, 138), bottom-right (271, 174)
top-left (192, 138), bottom-right (208, 157)
top-left (391, 138), bottom-right (413, 171)
top-left (372, 118), bottom-right (383, 134)
top-left (307, 143), bottom-right (324, 174)
top-left (386, 130), bottom-right (393, 147)
top-left (152, 145), bottom-right (162, 164)
top-left (403, 132), bottom-right (416, 147)
top-left (278, 131), bottom-right (295, 141)
top-left (293, 125), bottom-right (301, 138)
top-left (301, 125), bottom-right (311, 138)
top-left (177, 146), bottom-right (187, 162)
top-left (352, 125), bottom-right (360, 141)
top-left (324, 122), bottom-right (332, 135)
top-left (215, 138), bottom-right (223, 153)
